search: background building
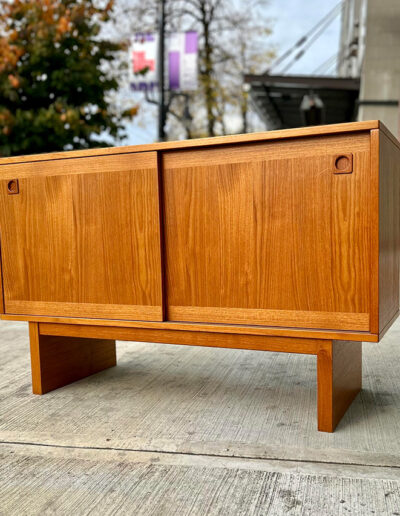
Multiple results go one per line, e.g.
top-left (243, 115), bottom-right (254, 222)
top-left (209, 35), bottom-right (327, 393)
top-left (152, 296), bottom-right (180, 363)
top-left (352, 0), bottom-right (400, 135)
top-left (246, 0), bottom-right (400, 137)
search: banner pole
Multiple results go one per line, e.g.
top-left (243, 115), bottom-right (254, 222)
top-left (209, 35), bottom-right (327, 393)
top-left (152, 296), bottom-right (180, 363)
top-left (158, 0), bottom-right (166, 141)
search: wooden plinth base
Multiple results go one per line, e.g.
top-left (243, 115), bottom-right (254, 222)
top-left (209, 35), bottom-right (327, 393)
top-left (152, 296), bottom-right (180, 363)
top-left (29, 322), bottom-right (362, 431)
top-left (317, 340), bottom-right (362, 432)
top-left (29, 322), bottom-right (116, 395)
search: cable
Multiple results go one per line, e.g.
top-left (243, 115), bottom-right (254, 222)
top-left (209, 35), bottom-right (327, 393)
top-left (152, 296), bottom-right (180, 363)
top-left (266, 0), bottom-right (345, 74)
top-left (278, 2), bottom-right (344, 75)
top-left (312, 53), bottom-right (338, 75)
top-left (324, 60), bottom-right (338, 75)
top-left (311, 36), bottom-right (353, 77)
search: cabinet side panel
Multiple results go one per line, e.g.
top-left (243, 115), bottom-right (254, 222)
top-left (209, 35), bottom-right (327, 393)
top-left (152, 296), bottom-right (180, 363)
top-left (369, 129), bottom-right (380, 335)
top-left (379, 131), bottom-right (400, 334)
top-left (0, 244), bottom-right (4, 313)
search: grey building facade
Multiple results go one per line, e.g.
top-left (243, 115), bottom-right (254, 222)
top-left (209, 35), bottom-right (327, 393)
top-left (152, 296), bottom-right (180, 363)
top-left (245, 0), bottom-right (400, 136)
top-left (340, 0), bottom-right (400, 136)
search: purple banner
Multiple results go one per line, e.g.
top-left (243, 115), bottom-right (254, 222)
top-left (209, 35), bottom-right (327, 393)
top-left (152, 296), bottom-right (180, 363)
top-left (169, 51), bottom-right (180, 90)
top-left (185, 32), bottom-right (197, 53)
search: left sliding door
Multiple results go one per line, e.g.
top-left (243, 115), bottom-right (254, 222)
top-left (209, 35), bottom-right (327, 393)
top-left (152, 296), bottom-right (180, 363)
top-left (0, 152), bottom-right (163, 321)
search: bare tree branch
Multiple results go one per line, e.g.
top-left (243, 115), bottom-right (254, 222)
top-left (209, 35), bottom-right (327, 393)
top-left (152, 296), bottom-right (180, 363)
top-left (114, 0), bottom-right (274, 138)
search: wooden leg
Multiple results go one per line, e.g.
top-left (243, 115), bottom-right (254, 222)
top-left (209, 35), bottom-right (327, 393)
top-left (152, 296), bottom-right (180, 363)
top-left (29, 322), bottom-right (117, 394)
top-left (317, 340), bottom-right (362, 432)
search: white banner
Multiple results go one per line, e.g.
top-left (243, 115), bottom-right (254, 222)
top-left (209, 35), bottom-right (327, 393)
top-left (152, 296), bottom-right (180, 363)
top-left (168, 32), bottom-right (198, 91)
top-left (130, 33), bottom-right (159, 91)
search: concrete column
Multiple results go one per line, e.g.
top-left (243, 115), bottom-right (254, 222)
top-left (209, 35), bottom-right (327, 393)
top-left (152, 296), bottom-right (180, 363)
top-left (357, 0), bottom-right (400, 137)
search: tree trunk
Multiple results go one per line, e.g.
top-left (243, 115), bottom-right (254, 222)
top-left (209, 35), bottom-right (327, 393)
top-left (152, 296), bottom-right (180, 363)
top-left (201, 4), bottom-right (216, 136)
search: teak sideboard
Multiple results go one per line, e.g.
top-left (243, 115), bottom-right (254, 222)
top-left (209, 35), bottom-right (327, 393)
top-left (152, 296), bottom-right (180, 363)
top-left (0, 120), bottom-right (399, 432)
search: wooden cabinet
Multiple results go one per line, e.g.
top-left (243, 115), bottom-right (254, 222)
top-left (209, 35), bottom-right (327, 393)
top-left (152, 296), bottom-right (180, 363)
top-left (0, 120), bottom-right (399, 432)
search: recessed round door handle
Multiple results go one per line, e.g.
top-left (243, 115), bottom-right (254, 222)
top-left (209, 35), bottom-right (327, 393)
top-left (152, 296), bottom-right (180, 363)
top-left (7, 179), bottom-right (19, 195)
top-left (333, 154), bottom-right (353, 174)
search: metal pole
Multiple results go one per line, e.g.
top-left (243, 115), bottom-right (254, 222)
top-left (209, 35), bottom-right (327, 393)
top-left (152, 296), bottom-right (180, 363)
top-left (158, 0), bottom-right (166, 141)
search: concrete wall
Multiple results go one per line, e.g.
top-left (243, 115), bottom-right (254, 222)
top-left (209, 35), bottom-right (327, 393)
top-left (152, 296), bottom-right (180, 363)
top-left (357, 0), bottom-right (400, 137)
top-left (337, 0), bottom-right (367, 78)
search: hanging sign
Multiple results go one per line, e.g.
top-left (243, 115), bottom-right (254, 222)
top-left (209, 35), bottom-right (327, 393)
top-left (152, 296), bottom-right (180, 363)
top-left (130, 33), bottom-right (159, 91)
top-left (130, 32), bottom-right (198, 92)
top-left (168, 31), bottom-right (198, 91)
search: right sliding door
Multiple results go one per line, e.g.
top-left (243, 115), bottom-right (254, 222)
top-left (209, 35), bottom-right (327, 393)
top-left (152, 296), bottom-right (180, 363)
top-left (162, 132), bottom-right (372, 332)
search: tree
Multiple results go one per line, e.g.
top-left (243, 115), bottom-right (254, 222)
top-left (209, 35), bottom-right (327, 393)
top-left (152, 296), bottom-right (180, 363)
top-left (116, 0), bottom-right (274, 139)
top-left (0, 0), bottom-right (136, 156)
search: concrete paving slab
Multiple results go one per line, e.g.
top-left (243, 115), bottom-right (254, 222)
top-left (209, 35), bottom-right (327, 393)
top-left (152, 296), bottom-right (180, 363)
top-left (0, 319), bottom-right (400, 514)
top-left (0, 320), bottom-right (399, 467)
top-left (0, 443), bottom-right (399, 515)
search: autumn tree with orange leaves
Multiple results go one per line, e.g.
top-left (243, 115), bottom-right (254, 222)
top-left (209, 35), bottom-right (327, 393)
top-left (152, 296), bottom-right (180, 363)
top-left (0, 0), bottom-right (133, 156)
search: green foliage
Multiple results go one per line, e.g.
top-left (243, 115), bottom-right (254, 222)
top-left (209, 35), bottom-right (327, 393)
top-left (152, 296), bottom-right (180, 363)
top-left (0, 0), bottom-right (129, 156)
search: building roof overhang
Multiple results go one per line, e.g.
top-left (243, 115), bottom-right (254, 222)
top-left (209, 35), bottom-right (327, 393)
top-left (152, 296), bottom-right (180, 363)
top-left (244, 74), bottom-right (360, 129)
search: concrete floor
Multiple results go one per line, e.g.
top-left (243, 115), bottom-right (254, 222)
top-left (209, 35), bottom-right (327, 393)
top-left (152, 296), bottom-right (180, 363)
top-left (0, 320), bottom-right (399, 515)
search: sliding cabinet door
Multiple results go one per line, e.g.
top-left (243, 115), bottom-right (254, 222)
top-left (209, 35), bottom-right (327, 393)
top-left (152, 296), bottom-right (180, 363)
top-left (0, 152), bottom-right (163, 321)
top-left (162, 133), bottom-right (372, 331)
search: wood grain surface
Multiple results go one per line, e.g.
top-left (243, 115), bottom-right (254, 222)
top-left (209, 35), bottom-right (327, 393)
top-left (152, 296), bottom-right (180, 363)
top-left (378, 131), bottom-right (400, 335)
top-left (163, 134), bottom-right (371, 331)
top-left (317, 340), bottom-right (362, 432)
top-left (38, 322), bottom-right (322, 355)
top-left (0, 123), bottom-right (399, 341)
top-left (29, 322), bottom-right (116, 394)
top-left (167, 306), bottom-right (369, 331)
top-left (0, 153), bottom-right (163, 321)
top-left (369, 129), bottom-right (380, 334)
top-left (0, 120), bottom-right (381, 167)
top-left (0, 246), bottom-right (4, 314)
top-left (0, 313), bottom-right (379, 341)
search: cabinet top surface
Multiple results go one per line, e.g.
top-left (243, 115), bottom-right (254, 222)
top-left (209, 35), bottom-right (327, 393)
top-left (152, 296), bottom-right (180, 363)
top-left (0, 120), bottom-right (396, 166)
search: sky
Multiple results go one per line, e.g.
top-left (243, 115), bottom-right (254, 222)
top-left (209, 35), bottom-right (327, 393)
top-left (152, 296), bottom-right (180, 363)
top-left (122, 0), bottom-right (342, 145)
top-left (266, 0), bottom-right (341, 75)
